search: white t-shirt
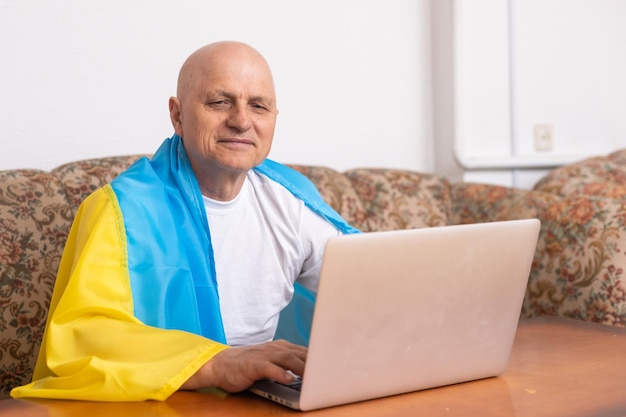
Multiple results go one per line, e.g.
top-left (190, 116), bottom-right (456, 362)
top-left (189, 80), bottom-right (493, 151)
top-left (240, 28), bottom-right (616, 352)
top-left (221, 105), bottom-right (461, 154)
top-left (203, 170), bottom-right (340, 346)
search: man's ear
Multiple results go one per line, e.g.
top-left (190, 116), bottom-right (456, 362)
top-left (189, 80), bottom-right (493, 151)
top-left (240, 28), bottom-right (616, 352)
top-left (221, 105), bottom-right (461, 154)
top-left (169, 97), bottom-right (184, 137)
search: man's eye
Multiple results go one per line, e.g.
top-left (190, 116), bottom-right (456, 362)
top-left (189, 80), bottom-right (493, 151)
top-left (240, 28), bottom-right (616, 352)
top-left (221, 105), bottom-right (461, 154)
top-left (205, 98), bottom-right (229, 108)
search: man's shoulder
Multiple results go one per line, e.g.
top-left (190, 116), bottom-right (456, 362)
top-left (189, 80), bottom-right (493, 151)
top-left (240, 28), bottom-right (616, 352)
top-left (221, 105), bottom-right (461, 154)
top-left (81, 184), bottom-right (114, 206)
top-left (73, 185), bottom-right (120, 225)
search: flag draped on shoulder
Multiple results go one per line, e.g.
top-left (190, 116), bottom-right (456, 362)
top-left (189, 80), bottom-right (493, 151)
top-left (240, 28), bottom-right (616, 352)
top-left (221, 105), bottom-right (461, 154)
top-left (11, 134), bottom-right (358, 401)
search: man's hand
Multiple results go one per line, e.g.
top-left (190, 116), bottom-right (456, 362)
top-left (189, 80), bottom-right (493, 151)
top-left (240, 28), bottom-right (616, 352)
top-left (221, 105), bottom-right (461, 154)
top-left (181, 339), bottom-right (307, 393)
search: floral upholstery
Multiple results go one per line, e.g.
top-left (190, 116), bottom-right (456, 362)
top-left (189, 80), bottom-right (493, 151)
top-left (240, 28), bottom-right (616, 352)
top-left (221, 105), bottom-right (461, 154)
top-left (288, 165), bottom-right (370, 231)
top-left (51, 155), bottom-right (147, 214)
top-left (523, 150), bottom-right (626, 325)
top-left (280, 166), bottom-right (451, 232)
top-left (450, 183), bottom-right (558, 225)
top-left (534, 150), bottom-right (626, 199)
top-left (452, 183), bottom-right (626, 326)
top-left (2, 150), bottom-right (626, 398)
top-left (0, 170), bottom-right (72, 399)
top-left (344, 169), bottom-right (451, 231)
top-left (526, 196), bottom-right (626, 326)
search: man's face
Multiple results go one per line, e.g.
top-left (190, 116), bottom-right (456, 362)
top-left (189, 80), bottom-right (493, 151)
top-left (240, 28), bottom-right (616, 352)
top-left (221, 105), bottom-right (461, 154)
top-left (170, 47), bottom-right (278, 180)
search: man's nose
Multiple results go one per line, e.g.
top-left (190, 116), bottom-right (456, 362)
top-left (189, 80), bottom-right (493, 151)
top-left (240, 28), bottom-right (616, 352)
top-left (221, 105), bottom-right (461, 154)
top-left (226, 104), bottom-right (252, 131)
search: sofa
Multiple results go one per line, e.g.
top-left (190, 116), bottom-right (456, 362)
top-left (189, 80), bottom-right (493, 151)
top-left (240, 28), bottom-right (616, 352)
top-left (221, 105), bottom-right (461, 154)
top-left (2, 150), bottom-right (626, 398)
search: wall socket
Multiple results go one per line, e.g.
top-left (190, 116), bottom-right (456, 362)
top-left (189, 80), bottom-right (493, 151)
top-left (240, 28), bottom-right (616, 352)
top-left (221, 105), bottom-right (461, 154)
top-left (533, 124), bottom-right (554, 151)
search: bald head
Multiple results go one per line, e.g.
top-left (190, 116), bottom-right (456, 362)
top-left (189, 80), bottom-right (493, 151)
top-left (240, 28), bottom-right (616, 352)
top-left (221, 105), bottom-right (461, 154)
top-left (176, 41), bottom-right (276, 104)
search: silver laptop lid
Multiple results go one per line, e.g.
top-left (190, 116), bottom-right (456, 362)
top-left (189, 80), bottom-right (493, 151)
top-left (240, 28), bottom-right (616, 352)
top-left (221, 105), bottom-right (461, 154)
top-left (299, 219), bottom-right (540, 410)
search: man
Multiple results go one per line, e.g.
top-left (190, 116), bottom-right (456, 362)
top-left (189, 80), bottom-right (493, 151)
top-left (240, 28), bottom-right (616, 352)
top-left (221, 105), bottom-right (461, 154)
top-left (11, 41), bottom-right (358, 401)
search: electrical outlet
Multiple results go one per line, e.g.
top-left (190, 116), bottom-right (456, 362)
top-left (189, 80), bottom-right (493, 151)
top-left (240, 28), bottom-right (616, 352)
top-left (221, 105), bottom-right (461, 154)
top-left (534, 124), bottom-right (553, 151)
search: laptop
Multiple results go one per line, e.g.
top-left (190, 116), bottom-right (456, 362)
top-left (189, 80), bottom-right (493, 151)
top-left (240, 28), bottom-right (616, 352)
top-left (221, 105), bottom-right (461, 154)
top-left (249, 218), bottom-right (541, 411)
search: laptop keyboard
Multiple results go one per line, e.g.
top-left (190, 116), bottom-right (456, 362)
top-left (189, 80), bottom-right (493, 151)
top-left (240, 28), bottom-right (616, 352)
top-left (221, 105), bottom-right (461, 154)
top-left (277, 376), bottom-right (303, 392)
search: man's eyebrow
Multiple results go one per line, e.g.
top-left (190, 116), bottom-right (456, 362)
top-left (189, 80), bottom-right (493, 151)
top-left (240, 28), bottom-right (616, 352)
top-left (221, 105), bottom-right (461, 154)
top-left (204, 90), bottom-right (274, 106)
top-left (203, 89), bottom-right (231, 100)
top-left (249, 95), bottom-right (274, 105)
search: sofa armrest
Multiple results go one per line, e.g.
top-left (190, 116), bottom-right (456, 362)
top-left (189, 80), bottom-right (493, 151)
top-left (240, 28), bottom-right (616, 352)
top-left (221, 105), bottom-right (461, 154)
top-left (452, 182), bottom-right (626, 326)
top-left (525, 195), bottom-right (626, 326)
top-left (533, 154), bottom-right (626, 198)
top-left (0, 169), bottom-right (72, 398)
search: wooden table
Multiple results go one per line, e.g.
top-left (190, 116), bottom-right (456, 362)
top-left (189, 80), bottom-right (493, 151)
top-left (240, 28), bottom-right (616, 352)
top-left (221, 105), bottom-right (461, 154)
top-left (1, 316), bottom-right (625, 416)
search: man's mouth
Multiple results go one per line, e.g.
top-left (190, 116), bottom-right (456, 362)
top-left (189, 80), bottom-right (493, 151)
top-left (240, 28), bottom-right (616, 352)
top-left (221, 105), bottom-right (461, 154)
top-left (219, 138), bottom-right (255, 147)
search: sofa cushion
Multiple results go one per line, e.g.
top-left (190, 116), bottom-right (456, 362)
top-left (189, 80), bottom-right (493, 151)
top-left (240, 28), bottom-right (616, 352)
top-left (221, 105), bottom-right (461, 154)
top-left (288, 165), bottom-right (369, 231)
top-left (450, 183), bottom-right (559, 225)
top-left (0, 170), bottom-right (72, 398)
top-left (51, 155), bottom-right (147, 215)
top-left (344, 169), bottom-right (451, 231)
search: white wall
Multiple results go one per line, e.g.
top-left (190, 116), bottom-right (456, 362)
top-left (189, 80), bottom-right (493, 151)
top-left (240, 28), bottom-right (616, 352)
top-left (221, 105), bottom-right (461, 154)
top-left (0, 0), bottom-right (433, 172)
top-left (452, 0), bottom-right (626, 188)
top-left (3, 1), bottom-right (625, 189)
